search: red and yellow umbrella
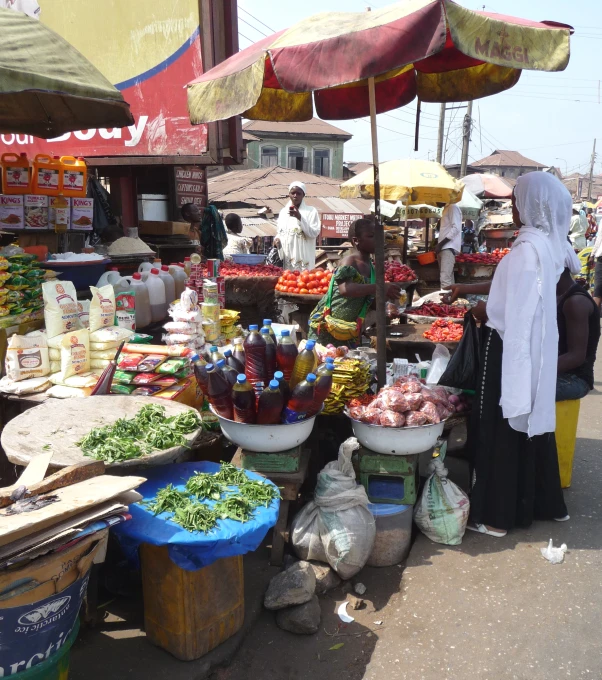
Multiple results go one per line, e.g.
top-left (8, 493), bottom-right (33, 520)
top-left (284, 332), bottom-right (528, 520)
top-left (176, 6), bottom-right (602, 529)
top-left (187, 1), bottom-right (571, 385)
top-left (188, 1), bottom-right (571, 124)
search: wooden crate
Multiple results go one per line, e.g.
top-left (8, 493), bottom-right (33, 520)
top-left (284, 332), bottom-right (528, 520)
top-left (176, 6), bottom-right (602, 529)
top-left (138, 220), bottom-right (190, 236)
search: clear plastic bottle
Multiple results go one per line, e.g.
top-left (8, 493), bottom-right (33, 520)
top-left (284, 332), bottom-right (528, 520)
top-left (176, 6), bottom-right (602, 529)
top-left (146, 268), bottom-right (167, 323)
top-left (243, 324), bottom-right (266, 387)
top-left (183, 256), bottom-right (192, 278)
top-left (216, 358), bottom-right (238, 387)
top-left (159, 265), bottom-right (176, 311)
top-left (210, 345), bottom-right (225, 364)
top-left (129, 272), bottom-right (151, 329)
top-left (282, 373), bottom-right (316, 424)
top-left (289, 339), bottom-right (317, 389)
top-left (96, 267), bottom-right (121, 288)
top-left (232, 337), bottom-right (246, 367)
top-left (261, 319), bottom-right (276, 341)
top-left (273, 370), bottom-right (290, 405)
top-left (205, 363), bottom-right (233, 420)
top-left (261, 328), bottom-right (277, 381)
top-left (138, 262), bottom-right (153, 275)
top-left (169, 264), bottom-right (187, 299)
top-left (224, 348), bottom-right (244, 375)
top-left (276, 329), bottom-right (298, 382)
top-left (257, 379), bottom-right (284, 425)
top-left (232, 374), bottom-right (256, 424)
top-left (308, 361), bottom-right (334, 416)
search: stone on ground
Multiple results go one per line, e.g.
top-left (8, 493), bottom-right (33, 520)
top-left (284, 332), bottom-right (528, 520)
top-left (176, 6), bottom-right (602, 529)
top-left (275, 595), bottom-right (321, 635)
top-left (307, 561), bottom-right (341, 594)
top-left (264, 561), bottom-right (316, 610)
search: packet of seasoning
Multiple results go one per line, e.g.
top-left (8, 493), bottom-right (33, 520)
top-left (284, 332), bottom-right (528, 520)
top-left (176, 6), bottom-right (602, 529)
top-left (128, 333), bottom-right (153, 344)
top-left (154, 380), bottom-right (190, 400)
top-left (117, 353), bottom-right (145, 370)
top-left (113, 370), bottom-right (136, 385)
top-left (137, 354), bottom-right (166, 372)
top-left (156, 358), bottom-right (190, 374)
top-left (132, 372), bottom-right (162, 385)
top-left (110, 383), bottom-right (137, 395)
top-left (174, 367), bottom-right (193, 379)
top-left (131, 385), bottom-right (164, 396)
top-left (152, 376), bottom-right (179, 388)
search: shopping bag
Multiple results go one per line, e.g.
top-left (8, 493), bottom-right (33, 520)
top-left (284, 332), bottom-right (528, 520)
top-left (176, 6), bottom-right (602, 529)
top-left (438, 310), bottom-right (480, 390)
top-left (266, 246), bottom-right (283, 268)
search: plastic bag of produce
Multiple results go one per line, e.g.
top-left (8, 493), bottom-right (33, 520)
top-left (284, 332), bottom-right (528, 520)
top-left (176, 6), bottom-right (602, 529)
top-left (438, 311), bottom-right (480, 390)
top-left (379, 410), bottom-right (405, 427)
top-left (414, 445), bottom-right (470, 545)
top-left (426, 343), bottom-right (450, 385)
top-left (291, 438), bottom-right (376, 579)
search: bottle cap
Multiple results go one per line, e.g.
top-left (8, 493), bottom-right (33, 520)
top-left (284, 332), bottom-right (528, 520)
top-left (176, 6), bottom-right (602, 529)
top-left (206, 363), bottom-right (214, 371)
top-left (269, 380), bottom-right (280, 390)
top-left (237, 374), bottom-right (247, 383)
top-left (161, 265), bottom-right (169, 271)
top-left (210, 346), bottom-right (218, 352)
top-left (110, 266), bottom-right (119, 271)
top-left (263, 319), bottom-right (272, 326)
top-left (306, 340), bottom-right (316, 350)
top-left (184, 257), bottom-right (191, 261)
top-left (190, 354), bottom-right (199, 362)
top-left (216, 359), bottom-right (225, 368)
top-left (274, 371), bottom-right (284, 380)
top-left (281, 330), bottom-right (290, 336)
top-left (306, 373), bottom-right (317, 383)
top-left (261, 327), bottom-right (269, 334)
top-left (150, 268), bottom-right (159, 275)
top-left (224, 349), bottom-right (232, 357)
top-left (132, 272), bottom-right (141, 280)
top-left (249, 324), bottom-right (259, 331)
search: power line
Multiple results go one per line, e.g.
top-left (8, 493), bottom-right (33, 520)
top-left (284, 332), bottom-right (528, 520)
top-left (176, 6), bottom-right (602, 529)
top-left (238, 32), bottom-right (254, 44)
top-left (238, 16), bottom-right (269, 38)
top-left (238, 7), bottom-right (277, 34)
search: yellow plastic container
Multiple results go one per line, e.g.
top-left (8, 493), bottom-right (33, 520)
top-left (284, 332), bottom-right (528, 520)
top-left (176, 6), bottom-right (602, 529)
top-left (1, 152), bottom-right (30, 194)
top-left (555, 399), bottom-right (581, 488)
top-left (60, 156), bottom-right (87, 197)
top-left (32, 154), bottom-right (61, 196)
top-left (140, 544), bottom-right (244, 661)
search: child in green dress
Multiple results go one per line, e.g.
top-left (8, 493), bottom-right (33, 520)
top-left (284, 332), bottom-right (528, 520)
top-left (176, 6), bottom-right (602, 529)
top-left (308, 218), bottom-right (404, 347)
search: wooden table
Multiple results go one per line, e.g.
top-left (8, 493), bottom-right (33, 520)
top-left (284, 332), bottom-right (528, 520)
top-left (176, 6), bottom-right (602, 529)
top-left (1, 395), bottom-right (204, 473)
top-left (231, 447), bottom-right (310, 566)
top-left (368, 323), bottom-right (459, 361)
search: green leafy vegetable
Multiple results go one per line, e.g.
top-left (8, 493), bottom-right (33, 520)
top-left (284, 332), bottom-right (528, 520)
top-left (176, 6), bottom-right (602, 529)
top-left (237, 480), bottom-right (281, 508)
top-left (214, 462), bottom-right (248, 486)
top-left (78, 404), bottom-right (201, 463)
top-left (214, 495), bottom-right (254, 523)
top-left (185, 472), bottom-right (224, 501)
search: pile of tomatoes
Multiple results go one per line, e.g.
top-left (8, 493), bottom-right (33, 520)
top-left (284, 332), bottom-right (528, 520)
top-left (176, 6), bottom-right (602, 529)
top-left (208, 261), bottom-right (283, 277)
top-left (423, 319), bottom-right (464, 342)
top-left (275, 268), bottom-right (333, 296)
top-left (456, 248), bottom-right (510, 265)
top-left (384, 261), bottom-right (417, 283)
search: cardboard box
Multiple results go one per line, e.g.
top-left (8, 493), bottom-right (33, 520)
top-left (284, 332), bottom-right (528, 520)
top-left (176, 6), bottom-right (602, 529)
top-left (0, 195), bottom-right (24, 229)
top-left (71, 197), bottom-right (94, 230)
top-left (139, 220), bottom-right (190, 236)
top-left (24, 195), bottom-right (49, 229)
top-left (49, 196), bottom-right (70, 230)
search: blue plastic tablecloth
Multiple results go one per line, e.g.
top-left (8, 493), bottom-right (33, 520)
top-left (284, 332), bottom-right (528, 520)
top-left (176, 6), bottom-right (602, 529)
top-left (113, 461), bottom-right (280, 571)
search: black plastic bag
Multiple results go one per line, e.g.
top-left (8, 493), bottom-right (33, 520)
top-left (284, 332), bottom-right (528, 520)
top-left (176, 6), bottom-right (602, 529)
top-left (266, 246), bottom-right (283, 268)
top-left (438, 310), bottom-right (480, 390)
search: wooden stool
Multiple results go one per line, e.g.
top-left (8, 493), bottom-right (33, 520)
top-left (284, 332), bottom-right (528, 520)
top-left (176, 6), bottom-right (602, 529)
top-left (232, 447), bottom-right (310, 566)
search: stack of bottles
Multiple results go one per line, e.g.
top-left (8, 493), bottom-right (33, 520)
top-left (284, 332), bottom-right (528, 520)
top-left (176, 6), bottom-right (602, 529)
top-left (193, 325), bottom-right (334, 425)
top-left (162, 288), bottom-right (205, 352)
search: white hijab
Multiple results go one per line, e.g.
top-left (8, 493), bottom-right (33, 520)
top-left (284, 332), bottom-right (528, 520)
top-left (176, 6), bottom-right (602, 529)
top-left (486, 172), bottom-right (572, 436)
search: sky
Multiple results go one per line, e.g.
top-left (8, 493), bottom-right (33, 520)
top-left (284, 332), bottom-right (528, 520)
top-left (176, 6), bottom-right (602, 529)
top-left (236, 0), bottom-right (602, 177)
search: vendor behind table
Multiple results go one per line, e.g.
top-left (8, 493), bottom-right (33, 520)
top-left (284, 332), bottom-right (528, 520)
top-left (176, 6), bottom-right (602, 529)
top-left (435, 202), bottom-right (462, 289)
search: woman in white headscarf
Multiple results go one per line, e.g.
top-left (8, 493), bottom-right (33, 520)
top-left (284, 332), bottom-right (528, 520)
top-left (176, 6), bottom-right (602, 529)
top-left (275, 181), bottom-right (321, 271)
top-left (462, 173), bottom-right (570, 536)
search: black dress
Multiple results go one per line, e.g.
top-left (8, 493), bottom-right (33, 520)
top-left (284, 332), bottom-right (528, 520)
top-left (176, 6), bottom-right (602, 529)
top-left (468, 328), bottom-right (567, 531)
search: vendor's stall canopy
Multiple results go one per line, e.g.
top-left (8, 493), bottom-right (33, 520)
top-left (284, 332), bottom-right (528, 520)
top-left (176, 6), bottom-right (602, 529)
top-left (0, 7), bottom-right (133, 137)
top-left (372, 200), bottom-right (442, 220)
top-left (457, 187), bottom-right (484, 218)
top-left (187, 1), bottom-right (572, 125)
top-left (341, 159), bottom-right (464, 205)
top-left (461, 173), bottom-right (513, 199)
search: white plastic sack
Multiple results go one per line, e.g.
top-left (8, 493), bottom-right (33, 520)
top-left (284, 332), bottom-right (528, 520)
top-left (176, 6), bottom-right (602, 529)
top-left (414, 454), bottom-right (470, 545)
top-left (426, 344), bottom-right (450, 385)
top-left (291, 437), bottom-right (376, 579)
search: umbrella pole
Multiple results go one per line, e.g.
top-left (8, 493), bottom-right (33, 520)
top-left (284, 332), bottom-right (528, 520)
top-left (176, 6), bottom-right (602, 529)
top-left (368, 76), bottom-right (387, 389)
top-left (403, 201), bottom-right (409, 265)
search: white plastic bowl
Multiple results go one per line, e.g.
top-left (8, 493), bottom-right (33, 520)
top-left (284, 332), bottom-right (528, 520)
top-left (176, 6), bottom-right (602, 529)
top-left (345, 410), bottom-right (445, 455)
top-left (210, 406), bottom-right (319, 452)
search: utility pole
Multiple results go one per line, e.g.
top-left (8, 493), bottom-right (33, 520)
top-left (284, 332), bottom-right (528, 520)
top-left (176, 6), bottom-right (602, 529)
top-left (436, 103), bottom-right (446, 164)
top-left (587, 138), bottom-right (597, 202)
top-left (460, 100), bottom-right (473, 177)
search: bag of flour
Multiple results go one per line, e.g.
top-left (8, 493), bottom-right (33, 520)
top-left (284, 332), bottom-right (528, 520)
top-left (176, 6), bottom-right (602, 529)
top-left (89, 285), bottom-right (116, 333)
top-left (5, 334), bottom-right (50, 381)
top-left (43, 280), bottom-right (81, 338)
top-left (60, 328), bottom-right (90, 379)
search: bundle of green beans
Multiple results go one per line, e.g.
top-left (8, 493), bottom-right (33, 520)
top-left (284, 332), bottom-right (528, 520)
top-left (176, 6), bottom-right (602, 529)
top-left (144, 462), bottom-right (281, 533)
top-left (77, 404), bottom-right (202, 463)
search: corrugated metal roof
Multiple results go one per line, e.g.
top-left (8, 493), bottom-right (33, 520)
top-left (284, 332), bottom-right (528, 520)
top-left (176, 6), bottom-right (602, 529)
top-left (473, 149), bottom-right (546, 168)
top-left (239, 217), bottom-right (277, 237)
top-left (243, 117), bottom-right (351, 138)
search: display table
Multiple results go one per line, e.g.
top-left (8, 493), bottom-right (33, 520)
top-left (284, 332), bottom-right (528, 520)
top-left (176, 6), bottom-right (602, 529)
top-left (231, 447), bottom-right (310, 566)
top-left (367, 323), bottom-right (460, 361)
top-left (224, 276), bottom-right (280, 328)
top-left (275, 291), bottom-right (321, 339)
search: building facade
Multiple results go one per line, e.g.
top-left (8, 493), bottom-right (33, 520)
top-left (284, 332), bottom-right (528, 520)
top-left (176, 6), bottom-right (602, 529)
top-left (472, 149), bottom-right (548, 180)
top-left (243, 119), bottom-right (352, 180)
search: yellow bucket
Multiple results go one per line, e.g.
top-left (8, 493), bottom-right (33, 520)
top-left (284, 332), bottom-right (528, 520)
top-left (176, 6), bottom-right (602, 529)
top-left (555, 399), bottom-right (581, 488)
